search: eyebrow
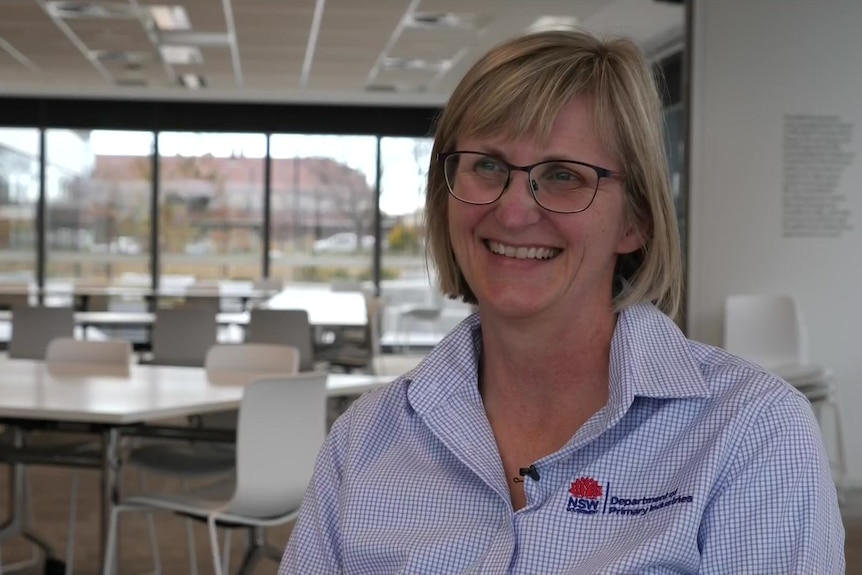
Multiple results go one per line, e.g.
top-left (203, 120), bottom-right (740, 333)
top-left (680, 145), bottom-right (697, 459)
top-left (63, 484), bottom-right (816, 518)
top-left (469, 146), bottom-right (586, 165)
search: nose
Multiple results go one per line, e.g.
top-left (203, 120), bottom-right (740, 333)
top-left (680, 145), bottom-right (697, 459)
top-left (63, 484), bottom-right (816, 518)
top-left (494, 170), bottom-right (541, 228)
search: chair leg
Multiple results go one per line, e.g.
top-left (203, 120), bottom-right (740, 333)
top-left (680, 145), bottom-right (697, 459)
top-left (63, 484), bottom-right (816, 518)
top-left (65, 470), bottom-right (79, 575)
top-left (206, 517), bottom-right (223, 575)
top-left (144, 510), bottom-right (161, 575)
top-left (185, 519), bottom-right (198, 575)
top-left (829, 398), bottom-right (848, 496)
top-left (101, 506), bottom-right (122, 575)
top-left (136, 471), bottom-right (161, 575)
top-left (221, 529), bottom-right (232, 573)
top-left (179, 479), bottom-right (198, 575)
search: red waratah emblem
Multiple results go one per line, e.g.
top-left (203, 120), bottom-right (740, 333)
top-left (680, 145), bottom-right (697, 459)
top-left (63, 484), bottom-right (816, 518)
top-left (569, 477), bottom-right (603, 500)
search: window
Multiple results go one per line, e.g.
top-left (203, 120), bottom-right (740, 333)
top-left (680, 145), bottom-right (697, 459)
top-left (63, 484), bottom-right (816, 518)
top-left (45, 130), bottom-right (152, 288)
top-left (158, 132), bottom-right (266, 283)
top-left (0, 128), bottom-right (39, 282)
top-left (269, 134), bottom-right (378, 286)
top-left (379, 137), bottom-right (472, 351)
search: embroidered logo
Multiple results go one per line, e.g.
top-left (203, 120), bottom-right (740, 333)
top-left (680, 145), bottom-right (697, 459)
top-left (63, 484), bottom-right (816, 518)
top-left (566, 476), bottom-right (602, 514)
top-left (565, 477), bottom-right (694, 517)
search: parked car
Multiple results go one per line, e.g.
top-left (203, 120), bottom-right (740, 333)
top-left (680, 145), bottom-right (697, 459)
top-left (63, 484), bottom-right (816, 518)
top-left (312, 232), bottom-right (376, 253)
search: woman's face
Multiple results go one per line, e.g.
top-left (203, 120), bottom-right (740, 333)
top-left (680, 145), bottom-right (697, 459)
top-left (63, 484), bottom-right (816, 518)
top-left (447, 95), bottom-right (642, 322)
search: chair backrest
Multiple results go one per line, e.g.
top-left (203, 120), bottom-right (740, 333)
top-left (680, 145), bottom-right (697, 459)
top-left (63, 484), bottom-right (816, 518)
top-left (723, 293), bottom-right (808, 368)
top-left (151, 308), bottom-right (217, 367)
top-left (245, 309), bottom-right (314, 371)
top-left (366, 295), bottom-right (384, 359)
top-left (9, 307), bottom-right (75, 360)
top-left (226, 372), bottom-right (328, 518)
top-left (204, 343), bottom-right (300, 384)
top-left (45, 338), bottom-right (132, 376)
top-left (0, 283), bottom-right (31, 311)
top-left (180, 281), bottom-right (221, 312)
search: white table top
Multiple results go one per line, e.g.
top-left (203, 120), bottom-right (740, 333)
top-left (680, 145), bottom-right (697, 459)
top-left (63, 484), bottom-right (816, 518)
top-left (0, 284), bottom-right (276, 299)
top-left (0, 307), bottom-right (363, 328)
top-left (263, 287), bottom-right (368, 326)
top-left (0, 359), bottom-right (392, 425)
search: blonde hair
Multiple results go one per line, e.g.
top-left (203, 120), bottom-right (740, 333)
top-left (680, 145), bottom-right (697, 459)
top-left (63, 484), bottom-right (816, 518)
top-left (425, 29), bottom-right (682, 319)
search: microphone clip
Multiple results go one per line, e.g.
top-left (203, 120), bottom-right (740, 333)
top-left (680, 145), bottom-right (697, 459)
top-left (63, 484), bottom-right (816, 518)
top-left (518, 465), bottom-right (540, 481)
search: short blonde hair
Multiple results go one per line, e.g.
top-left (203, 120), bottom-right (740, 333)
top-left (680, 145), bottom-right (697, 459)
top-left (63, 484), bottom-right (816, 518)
top-left (425, 30), bottom-right (682, 319)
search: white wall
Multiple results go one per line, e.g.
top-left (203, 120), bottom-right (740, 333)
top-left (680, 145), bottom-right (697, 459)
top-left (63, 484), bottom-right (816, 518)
top-left (689, 0), bottom-right (862, 483)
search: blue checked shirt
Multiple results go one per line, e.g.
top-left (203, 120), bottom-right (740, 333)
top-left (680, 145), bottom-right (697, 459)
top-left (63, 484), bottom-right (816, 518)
top-left (279, 303), bottom-right (845, 574)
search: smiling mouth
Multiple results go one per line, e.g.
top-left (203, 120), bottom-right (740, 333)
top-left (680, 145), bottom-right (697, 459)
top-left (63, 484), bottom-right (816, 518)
top-left (485, 240), bottom-right (561, 260)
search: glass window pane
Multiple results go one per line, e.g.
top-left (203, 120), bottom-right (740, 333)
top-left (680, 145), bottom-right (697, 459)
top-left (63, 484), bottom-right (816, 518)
top-left (269, 134), bottom-right (377, 287)
top-left (379, 137), bottom-right (473, 354)
top-left (0, 128), bottom-right (38, 285)
top-left (158, 132), bottom-right (266, 285)
top-left (45, 130), bottom-right (153, 298)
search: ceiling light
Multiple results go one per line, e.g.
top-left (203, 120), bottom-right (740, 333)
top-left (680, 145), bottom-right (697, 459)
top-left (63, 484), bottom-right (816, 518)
top-left (526, 16), bottom-right (579, 33)
top-left (46, 1), bottom-right (138, 19)
top-left (178, 73), bottom-right (206, 90)
top-left (148, 5), bottom-right (191, 31)
top-left (382, 57), bottom-right (451, 72)
top-left (365, 83), bottom-right (427, 93)
top-left (90, 50), bottom-right (151, 64)
top-left (158, 31), bottom-right (231, 47)
top-left (404, 12), bottom-right (477, 30)
top-left (159, 45), bottom-right (203, 65)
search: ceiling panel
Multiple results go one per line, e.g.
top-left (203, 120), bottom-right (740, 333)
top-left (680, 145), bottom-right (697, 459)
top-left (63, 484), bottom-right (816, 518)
top-left (0, 0), bottom-right (684, 104)
top-left (66, 19), bottom-right (154, 52)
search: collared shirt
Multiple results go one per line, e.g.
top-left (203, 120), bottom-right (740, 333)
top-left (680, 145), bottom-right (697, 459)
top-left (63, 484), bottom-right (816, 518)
top-left (279, 303), bottom-right (845, 574)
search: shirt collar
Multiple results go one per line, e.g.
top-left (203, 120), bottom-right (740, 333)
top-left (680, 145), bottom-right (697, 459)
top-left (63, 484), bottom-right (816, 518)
top-left (405, 302), bottom-right (710, 417)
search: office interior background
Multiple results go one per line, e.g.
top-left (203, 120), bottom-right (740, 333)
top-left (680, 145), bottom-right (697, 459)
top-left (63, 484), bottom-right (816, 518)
top-left (2, 0), bottom-right (861, 571)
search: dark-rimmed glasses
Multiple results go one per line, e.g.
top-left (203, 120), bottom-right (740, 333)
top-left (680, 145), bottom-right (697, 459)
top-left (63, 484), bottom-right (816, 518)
top-left (439, 151), bottom-right (621, 214)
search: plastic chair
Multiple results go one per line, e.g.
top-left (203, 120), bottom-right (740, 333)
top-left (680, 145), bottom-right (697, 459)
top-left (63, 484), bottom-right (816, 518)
top-left (245, 309), bottom-right (315, 371)
top-left (103, 372), bottom-right (328, 575)
top-left (45, 338), bottom-right (131, 370)
top-left (126, 343), bottom-right (300, 575)
top-left (181, 281), bottom-right (221, 313)
top-left (394, 290), bottom-right (444, 352)
top-left (723, 293), bottom-right (846, 492)
top-left (149, 307), bottom-right (217, 367)
top-left (8, 307), bottom-right (75, 360)
top-left (0, 283), bottom-right (31, 311)
top-left (327, 295), bottom-right (384, 374)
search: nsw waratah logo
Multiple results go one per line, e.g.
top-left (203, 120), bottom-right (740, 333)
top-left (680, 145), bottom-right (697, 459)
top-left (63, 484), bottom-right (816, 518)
top-left (566, 476), bottom-right (603, 514)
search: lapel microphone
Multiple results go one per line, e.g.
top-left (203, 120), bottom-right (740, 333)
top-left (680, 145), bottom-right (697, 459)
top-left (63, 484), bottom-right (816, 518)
top-left (518, 465), bottom-right (540, 481)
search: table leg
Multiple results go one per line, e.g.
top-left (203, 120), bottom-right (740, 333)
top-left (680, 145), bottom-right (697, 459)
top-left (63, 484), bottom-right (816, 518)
top-left (99, 427), bottom-right (121, 574)
top-left (0, 427), bottom-right (57, 570)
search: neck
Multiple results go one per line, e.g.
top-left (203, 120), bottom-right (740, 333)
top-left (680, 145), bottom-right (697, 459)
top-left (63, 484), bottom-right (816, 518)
top-left (478, 306), bottom-right (617, 428)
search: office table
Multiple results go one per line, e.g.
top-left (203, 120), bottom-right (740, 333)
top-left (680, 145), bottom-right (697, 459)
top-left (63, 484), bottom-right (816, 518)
top-left (0, 359), bottom-right (392, 572)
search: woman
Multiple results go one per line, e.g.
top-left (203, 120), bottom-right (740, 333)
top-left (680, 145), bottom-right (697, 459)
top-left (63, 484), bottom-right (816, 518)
top-left (279, 30), bottom-right (844, 574)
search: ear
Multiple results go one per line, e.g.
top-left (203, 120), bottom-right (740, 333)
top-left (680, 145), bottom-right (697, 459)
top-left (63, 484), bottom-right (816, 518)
top-left (615, 217), bottom-right (648, 255)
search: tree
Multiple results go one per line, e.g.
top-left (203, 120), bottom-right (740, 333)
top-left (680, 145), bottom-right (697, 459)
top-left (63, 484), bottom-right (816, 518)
top-left (305, 158), bottom-right (374, 246)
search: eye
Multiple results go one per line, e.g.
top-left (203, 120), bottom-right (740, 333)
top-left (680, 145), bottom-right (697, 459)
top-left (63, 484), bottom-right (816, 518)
top-left (538, 163), bottom-right (590, 187)
top-left (472, 156), bottom-right (505, 174)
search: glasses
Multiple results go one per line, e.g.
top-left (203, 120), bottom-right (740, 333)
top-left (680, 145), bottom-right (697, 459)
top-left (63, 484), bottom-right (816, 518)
top-left (439, 151), bottom-right (620, 214)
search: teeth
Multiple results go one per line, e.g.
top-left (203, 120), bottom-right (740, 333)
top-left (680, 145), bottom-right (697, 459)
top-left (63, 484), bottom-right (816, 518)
top-left (487, 241), bottom-right (560, 260)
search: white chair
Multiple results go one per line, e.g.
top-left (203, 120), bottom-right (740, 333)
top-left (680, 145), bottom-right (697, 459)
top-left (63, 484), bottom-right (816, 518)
top-left (394, 290), bottom-right (445, 352)
top-left (149, 307), bottom-right (217, 367)
top-left (126, 343), bottom-right (300, 575)
top-left (0, 283), bottom-right (31, 311)
top-left (8, 307), bottom-right (75, 360)
top-left (45, 338), bottom-right (131, 371)
top-left (327, 295), bottom-right (384, 374)
top-left (182, 281), bottom-right (222, 313)
top-left (103, 371), bottom-right (328, 575)
top-left (723, 293), bottom-right (847, 492)
top-left (245, 309), bottom-right (315, 371)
